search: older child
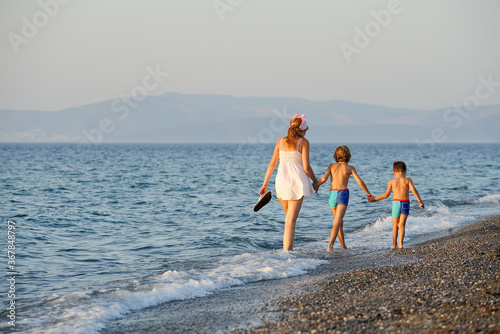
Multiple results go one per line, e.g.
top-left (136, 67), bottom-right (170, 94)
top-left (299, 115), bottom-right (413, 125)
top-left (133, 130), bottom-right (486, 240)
top-left (369, 161), bottom-right (424, 249)
top-left (313, 145), bottom-right (373, 252)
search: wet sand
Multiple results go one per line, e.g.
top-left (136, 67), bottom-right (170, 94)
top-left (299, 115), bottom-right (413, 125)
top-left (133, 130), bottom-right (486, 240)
top-left (249, 215), bottom-right (500, 333)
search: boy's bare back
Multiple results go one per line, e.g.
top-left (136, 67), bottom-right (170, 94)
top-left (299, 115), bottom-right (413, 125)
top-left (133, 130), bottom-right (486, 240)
top-left (370, 161), bottom-right (424, 209)
top-left (328, 162), bottom-right (355, 189)
top-left (390, 175), bottom-right (411, 200)
top-left (314, 145), bottom-right (372, 198)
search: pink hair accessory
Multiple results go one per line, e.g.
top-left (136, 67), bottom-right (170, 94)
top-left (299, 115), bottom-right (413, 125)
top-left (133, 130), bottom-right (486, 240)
top-left (292, 114), bottom-right (308, 130)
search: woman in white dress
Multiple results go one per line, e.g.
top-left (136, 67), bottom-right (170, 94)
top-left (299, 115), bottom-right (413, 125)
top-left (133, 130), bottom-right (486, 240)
top-left (259, 114), bottom-right (318, 251)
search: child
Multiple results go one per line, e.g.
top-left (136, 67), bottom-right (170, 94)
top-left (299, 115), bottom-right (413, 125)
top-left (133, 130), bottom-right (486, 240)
top-left (369, 161), bottom-right (424, 249)
top-left (313, 145), bottom-right (373, 252)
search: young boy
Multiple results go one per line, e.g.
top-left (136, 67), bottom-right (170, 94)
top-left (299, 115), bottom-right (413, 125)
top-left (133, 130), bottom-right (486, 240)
top-left (313, 145), bottom-right (373, 252)
top-left (369, 161), bottom-right (424, 249)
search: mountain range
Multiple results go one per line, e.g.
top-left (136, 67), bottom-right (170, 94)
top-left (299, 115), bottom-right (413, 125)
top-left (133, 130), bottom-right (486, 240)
top-left (0, 92), bottom-right (499, 143)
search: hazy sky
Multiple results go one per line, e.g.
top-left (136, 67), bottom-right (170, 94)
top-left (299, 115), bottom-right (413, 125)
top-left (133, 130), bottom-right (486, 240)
top-left (1, 0), bottom-right (499, 111)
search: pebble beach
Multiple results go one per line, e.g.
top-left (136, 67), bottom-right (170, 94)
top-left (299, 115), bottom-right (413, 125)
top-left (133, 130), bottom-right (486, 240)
top-left (249, 215), bottom-right (500, 333)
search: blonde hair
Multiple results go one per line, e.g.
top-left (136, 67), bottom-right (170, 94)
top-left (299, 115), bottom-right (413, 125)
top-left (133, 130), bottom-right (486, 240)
top-left (334, 145), bottom-right (351, 163)
top-left (285, 117), bottom-right (307, 147)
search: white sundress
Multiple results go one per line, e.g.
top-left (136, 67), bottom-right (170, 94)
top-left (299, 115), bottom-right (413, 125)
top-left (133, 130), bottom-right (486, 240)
top-left (275, 138), bottom-right (314, 200)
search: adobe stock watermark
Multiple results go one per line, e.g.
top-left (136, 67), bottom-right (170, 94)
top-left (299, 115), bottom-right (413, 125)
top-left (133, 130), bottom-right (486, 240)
top-left (213, 0), bottom-right (243, 21)
top-left (339, 0), bottom-right (405, 64)
top-left (6, 220), bottom-right (17, 327)
top-left (235, 106), bottom-right (295, 153)
top-left (415, 73), bottom-right (500, 150)
top-left (7, 0), bottom-right (71, 54)
top-left (81, 65), bottom-right (169, 144)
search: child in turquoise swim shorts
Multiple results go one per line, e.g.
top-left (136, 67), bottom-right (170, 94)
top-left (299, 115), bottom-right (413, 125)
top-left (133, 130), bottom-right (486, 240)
top-left (313, 145), bottom-right (373, 252)
top-left (369, 161), bottom-right (424, 249)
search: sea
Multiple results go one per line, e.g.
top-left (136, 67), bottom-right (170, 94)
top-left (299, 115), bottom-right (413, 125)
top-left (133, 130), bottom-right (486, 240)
top-left (1, 143), bottom-right (499, 333)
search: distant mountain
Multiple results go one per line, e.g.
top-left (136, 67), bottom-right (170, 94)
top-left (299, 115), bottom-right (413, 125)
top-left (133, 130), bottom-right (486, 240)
top-left (0, 92), bottom-right (499, 143)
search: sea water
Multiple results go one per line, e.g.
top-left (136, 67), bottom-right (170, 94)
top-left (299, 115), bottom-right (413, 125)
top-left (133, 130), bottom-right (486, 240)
top-left (0, 143), bottom-right (499, 333)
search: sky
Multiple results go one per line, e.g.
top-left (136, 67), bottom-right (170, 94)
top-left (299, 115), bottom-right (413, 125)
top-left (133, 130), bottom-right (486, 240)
top-left (1, 0), bottom-right (499, 111)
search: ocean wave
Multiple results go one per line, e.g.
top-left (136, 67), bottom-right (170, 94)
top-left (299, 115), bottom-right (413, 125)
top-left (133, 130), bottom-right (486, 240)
top-left (430, 194), bottom-right (500, 207)
top-left (476, 194), bottom-right (500, 204)
top-left (347, 204), bottom-right (475, 249)
top-left (15, 250), bottom-right (326, 334)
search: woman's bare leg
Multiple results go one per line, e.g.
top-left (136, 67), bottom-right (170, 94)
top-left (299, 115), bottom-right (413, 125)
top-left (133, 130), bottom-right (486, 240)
top-left (278, 198), bottom-right (288, 213)
top-left (280, 197), bottom-right (303, 251)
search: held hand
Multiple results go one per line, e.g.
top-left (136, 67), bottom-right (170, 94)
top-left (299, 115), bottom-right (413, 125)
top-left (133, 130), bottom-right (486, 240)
top-left (313, 182), bottom-right (319, 193)
top-left (259, 185), bottom-right (267, 196)
top-left (419, 201), bottom-right (424, 209)
top-left (368, 195), bottom-right (376, 202)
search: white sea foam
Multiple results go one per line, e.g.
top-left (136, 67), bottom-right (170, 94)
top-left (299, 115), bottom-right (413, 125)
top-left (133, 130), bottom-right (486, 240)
top-left (17, 250), bottom-right (326, 334)
top-left (14, 199), bottom-right (491, 334)
top-left (476, 194), bottom-right (500, 204)
top-left (344, 203), bottom-right (476, 249)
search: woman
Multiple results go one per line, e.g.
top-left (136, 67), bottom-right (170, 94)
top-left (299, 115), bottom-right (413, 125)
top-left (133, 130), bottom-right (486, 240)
top-left (259, 114), bottom-right (318, 251)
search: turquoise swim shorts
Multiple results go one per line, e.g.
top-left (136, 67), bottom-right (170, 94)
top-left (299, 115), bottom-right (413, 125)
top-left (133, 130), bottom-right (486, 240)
top-left (392, 200), bottom-right (410, 218)
top-left (329, 189), bottom-right (349, 209)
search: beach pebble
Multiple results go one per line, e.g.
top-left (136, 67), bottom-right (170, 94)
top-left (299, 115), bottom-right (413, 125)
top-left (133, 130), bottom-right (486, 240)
top-left (249, 216), bottom-right (500, 334)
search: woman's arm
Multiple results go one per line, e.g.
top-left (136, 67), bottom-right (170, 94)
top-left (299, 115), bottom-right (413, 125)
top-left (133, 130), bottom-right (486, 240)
top-left (300, 139), bottom-right (317, 183)
top-left (259, 139), bottom-right (280, 195)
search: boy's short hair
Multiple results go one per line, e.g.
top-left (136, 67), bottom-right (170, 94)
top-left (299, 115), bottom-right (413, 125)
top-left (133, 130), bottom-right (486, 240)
top-left (393, 161), bottom-right (407, 173)
top-left (334, 145), bottom-right (351, 163)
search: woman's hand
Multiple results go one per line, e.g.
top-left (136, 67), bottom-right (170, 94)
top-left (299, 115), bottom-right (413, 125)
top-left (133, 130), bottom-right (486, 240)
top-left (259, 185), bottom-right (267, 196)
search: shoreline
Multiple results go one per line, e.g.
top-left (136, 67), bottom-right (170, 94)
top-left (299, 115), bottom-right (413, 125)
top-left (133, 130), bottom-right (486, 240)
top-left (249, 215), bottom-right (500, 333)
top-left (100, 216), bottom-right (499, 334)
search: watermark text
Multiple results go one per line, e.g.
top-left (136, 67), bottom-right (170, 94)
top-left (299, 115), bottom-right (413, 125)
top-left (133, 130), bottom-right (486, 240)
top-left (81, 64), bottom-right (169, 144)
top-left (6, 220), bottom-right (17, 327)
top-left (213, 0), bottom-right (243, 21)
top-left (415, 73), bottom-right (500, 149)
top-left (7, 0), bottom-right (71, 54)
top-left (340, 0), bottom-right (404, 64)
